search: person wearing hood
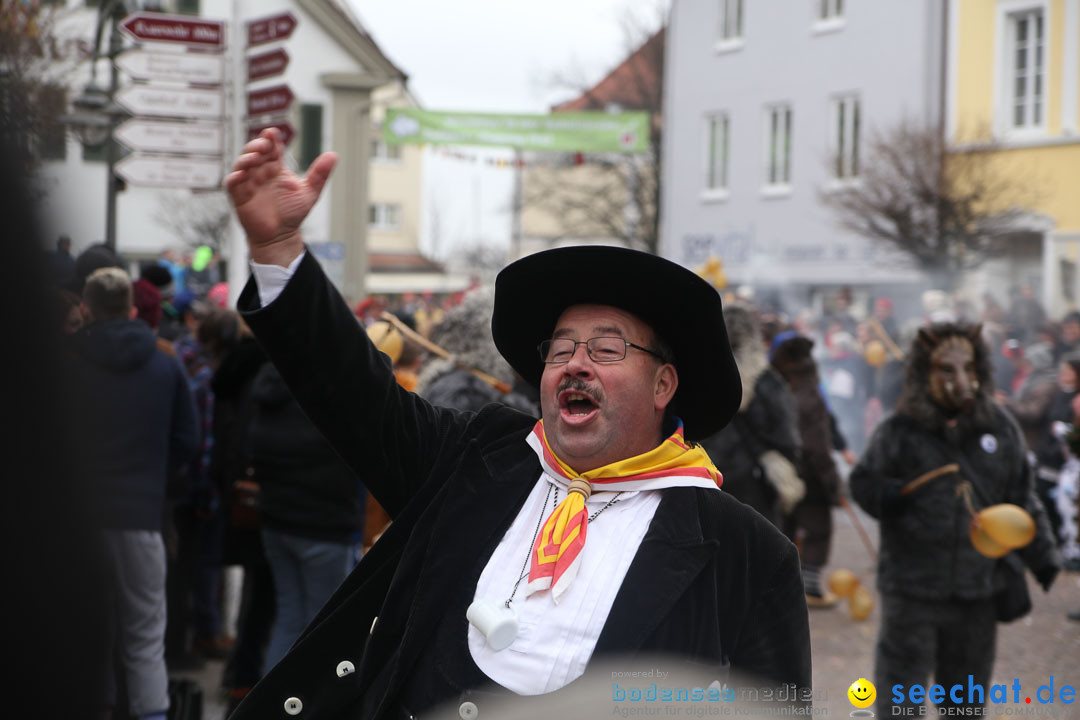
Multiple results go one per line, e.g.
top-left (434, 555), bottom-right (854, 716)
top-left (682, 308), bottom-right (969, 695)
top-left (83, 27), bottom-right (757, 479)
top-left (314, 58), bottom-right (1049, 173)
top-left (850, 323), bottom-right (1059, 716)
top-left (769, 333), bottom-right (844, 607)
top-left (699, 305), bottom-right (803, 528)
top-left (67, 267), bottom-right (198, 720)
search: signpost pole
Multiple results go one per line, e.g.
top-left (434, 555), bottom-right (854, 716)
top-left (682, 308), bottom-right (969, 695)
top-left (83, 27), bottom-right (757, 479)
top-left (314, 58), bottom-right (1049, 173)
top-left (104, 2), bottom-right (123, 250)
top-left (227, 0), bottom-right (249, 307)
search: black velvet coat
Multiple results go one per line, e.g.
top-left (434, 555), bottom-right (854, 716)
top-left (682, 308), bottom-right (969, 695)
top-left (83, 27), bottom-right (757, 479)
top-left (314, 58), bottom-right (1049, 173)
top-left (233, 252), bottom-right (811, 720)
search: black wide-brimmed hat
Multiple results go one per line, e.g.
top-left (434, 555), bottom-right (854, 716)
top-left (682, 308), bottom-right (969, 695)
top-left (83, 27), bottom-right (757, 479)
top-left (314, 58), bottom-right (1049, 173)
top-left (492, 245), bottom-right (741, 441)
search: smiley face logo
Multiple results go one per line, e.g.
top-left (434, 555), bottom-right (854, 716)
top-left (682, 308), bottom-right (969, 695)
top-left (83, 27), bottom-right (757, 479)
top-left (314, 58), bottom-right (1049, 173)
top-left (848, 678), bottom-right (876, 709)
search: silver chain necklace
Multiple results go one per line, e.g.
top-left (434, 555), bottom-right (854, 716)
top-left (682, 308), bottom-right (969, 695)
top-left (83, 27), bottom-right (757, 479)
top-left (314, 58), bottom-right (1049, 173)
top-left (504, 482), bottom-right (624, 608)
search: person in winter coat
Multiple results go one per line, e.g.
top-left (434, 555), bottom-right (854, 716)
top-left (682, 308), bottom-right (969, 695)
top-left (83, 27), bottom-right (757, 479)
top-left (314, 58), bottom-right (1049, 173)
top-left (770, 333), bottom-right (843, 607)
top-left (68, 267), bottom-right (198, 720)
top-left (850, 322), bottom-right (1060, 716)
top-left (1030, 356), bottom-right (1080, 545)
top-left (699, 305), bottom-right (802, 528)
top-left (249, 361), bottom-right (365, 673)
top-left (199, 309), bottom-right (273, 707)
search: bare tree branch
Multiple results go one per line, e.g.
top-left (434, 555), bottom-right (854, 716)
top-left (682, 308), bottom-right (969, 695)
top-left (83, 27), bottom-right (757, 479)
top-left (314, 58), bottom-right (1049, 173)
top-left (527, 5), bottom-right (666, 254)
top-left (0, 3), bottom-right (83, 170)
top-left (153, 192), bottom-right (231, 252)
top-left (820, 120), bottom-right (1041, 288)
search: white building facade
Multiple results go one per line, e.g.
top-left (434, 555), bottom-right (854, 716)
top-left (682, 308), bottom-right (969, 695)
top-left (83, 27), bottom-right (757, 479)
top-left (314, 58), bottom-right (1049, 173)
top-left (38, 0), bottom-right (404, 301)
top-left (662, 0), bottom-right (946, 312)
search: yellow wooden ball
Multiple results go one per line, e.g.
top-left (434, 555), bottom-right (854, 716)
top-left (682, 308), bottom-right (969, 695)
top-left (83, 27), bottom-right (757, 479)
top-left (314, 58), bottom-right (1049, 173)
top-left (976, 504), bottom-right (1036, 550)
top-left (864, 340), bottom-right (888, 368)
top-left (828, 568), bottom-right (859, 598)
top-left (849, 585), bottom-right (875, 622)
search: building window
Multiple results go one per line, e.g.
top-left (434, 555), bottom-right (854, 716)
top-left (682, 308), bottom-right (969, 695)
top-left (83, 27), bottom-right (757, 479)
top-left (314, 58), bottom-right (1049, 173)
top-left (1008, 8), bottom-right (1045, 129)
top-left (369, 203), bottom-right (401, 230)
top-left (176, 0), bottom-right (200, 15)
top-left (371, 130), bottom-right (402, 162)
top-left (38, 84), bottom-right (67, 162)
top-left (831, 95), bottom-right (860, 179)
top-left (705, 114), bottom-right (729, 191)
top-left (819, 0), bottom-right (844, 20)
top-left (300, 104), bottom-right (323, 171)
top-left (718, 0), bottom-right (743, 41)
top-left (764, 105), bottom-right (793, 187)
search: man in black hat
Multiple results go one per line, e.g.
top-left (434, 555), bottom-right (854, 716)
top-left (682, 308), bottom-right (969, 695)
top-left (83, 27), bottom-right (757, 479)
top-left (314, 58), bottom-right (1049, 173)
top-left (224, 130), bottom-right (810, 720)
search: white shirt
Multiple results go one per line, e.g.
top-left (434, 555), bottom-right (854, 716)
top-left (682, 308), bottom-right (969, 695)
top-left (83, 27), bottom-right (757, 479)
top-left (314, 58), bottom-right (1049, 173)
top-left (466, 475), bottom-right (660, 694)
top-left (249, 257), bottom-right (662, 695)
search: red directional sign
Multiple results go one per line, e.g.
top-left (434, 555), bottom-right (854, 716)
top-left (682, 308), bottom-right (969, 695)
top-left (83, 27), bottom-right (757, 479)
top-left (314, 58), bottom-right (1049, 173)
top-left (247, 121), bottom-right (296, 147)
top-left (120, 12), bottom-right (225, 49)
top-left (247, 85), bottom-right (294, 116)
top-left (247, 12), bottom-right (297, 48)
top-left (247, 48), bottom-right (289, 82)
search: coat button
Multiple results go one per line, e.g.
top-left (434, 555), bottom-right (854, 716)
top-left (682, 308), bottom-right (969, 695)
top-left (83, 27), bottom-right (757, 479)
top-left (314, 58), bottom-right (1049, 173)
top-left (284, 697), bottom-right (303, 715)
top-left (458, 700), bottom-right (478, 719)
top-left (369, 616), bottom-right (378, 634)
top-left (336, 660), bottom-right (355, 677)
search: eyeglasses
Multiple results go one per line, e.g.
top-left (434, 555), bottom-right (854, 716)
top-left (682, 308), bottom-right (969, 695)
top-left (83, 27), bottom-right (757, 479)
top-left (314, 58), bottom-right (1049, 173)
top-left (538, 336), bottom-right (666, 364)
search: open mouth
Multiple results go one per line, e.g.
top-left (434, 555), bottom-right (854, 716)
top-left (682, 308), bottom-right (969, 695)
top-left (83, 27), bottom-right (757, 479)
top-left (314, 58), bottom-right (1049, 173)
top-left (559, 390), bottom-right (600, 425)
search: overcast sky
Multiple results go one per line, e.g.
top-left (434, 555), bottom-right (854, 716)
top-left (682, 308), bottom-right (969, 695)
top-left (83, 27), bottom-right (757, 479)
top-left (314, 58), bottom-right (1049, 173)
top-left (346, 0), bottom-right (666, 259)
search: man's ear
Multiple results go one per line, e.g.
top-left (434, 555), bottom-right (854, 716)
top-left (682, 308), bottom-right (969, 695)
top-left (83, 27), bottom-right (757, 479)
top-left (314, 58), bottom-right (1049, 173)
top-left (654, 363), bottom-right (678, 411)
top-left (129, 306), bottom-right (139, 320)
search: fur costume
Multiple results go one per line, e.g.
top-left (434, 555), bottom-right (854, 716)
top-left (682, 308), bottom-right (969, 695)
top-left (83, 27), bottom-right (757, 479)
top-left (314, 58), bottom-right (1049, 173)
top-left (851, 322), bottom-right (1060, 714)
top-left (415, 288), bottom-right (536, 415)
top-left (772, 336), bottom-right (842, 598)
top-left (700, 306), bottom-right (802, 526)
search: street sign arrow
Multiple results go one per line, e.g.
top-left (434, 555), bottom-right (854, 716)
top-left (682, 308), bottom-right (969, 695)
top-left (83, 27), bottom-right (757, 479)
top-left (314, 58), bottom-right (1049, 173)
top-left (117, 49), bottom-right (225, 84)
top-left (115, 119), bottom-right (224, 155)
top-left (247, 120), bottom-right (296, 146)
top-left (247, 85), bottom-right (293, 116)
top-left (247, 48), bottom-right (289, 82)
top-left (115, 153), bottom-right (223, 189)
top-left (120, 12), bottom-right (225, 49)
top-left (247, 12), bottom-right (297, 48)
top-left (116, 85), bottom-right (224, 119)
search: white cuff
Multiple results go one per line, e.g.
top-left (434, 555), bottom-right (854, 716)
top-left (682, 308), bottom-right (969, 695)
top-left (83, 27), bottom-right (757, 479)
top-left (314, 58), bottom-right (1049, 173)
top-left (250, 251), bottom-right (306, 307)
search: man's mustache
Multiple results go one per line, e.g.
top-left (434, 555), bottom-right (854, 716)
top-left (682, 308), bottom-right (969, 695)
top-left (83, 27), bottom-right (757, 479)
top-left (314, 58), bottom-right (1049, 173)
top-left (558, 377), bottom-right (604, 404)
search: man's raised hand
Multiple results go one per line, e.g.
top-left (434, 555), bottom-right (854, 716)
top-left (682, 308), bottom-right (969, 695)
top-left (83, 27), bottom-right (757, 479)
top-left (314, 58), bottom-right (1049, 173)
top-left (225, 128), bottom-right (337, 267)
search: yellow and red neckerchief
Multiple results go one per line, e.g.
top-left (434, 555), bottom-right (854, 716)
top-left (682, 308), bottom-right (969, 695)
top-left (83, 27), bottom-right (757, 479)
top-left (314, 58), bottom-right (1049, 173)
top-left (524, 419), bottom-right (722, 603)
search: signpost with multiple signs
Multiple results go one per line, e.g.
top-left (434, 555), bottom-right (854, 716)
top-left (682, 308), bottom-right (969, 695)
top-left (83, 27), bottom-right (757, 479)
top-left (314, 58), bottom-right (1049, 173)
top-left (116, 85), bottom-right (225, 120)
top-left (117, 50), bottom-right (225, 85)
top-left (115, 154), bottom-right (224, 189)
top-left (247, 48), bottom-right (289, 81)
top-left (120, 12), bottom-right (225, 49)
top-left (109, 9), bottom-right (300, 188)
top-left (113, 11), bottom-right (228, 190)
top-left (247, 12), bottom-right (297, 48)
top-left (115, 119), bottom-right (224, 155)
top-left (244, 12), bottom-right (297, 147)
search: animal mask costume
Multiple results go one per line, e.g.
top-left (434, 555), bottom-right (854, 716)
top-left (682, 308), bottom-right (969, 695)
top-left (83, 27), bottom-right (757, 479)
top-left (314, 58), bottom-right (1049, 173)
top-left (897, 323), bottom-right (995, 442)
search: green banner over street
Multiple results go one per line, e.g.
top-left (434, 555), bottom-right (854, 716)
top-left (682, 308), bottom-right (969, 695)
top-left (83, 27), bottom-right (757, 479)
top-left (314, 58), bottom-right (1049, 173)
top-left (384, 108), bottom-right (650, 153)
